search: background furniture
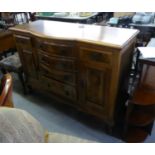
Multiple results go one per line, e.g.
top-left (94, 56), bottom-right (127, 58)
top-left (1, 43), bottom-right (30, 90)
top-left (0, 13), bottom-right (30, 94)
top-left (129, 12), bottom-right (155, 46)
top-left (0, 12), bottom-right (30, 28)
top-left (35, 12), bottom-right (110, 24)
top-left (13, 12), bottom-right (29, 25)
top-left (147, 38), bottom-right (155, 47)
top-left (129, 38), bottom-right (155, 91)
top-left (130, 23), bottom-right (155, 46)
top-left (0, 73), bottom-right (14, 107)
top-left (0, 29), bottom-right (15, 56)
top-left (0, 53), bottom-right (26, 94)
top-left (10, 20), bottom-right (139, 131)
top-left (35, 12), bottom-right (99, 24)
top-left (114, 12), bottom-right (135, 18)
top-left (132, 12), bottom-right (155, 24)
top-left (124, 47), bottom-right (155, 142)
top-left (0, 13), bottom-right (15, 28)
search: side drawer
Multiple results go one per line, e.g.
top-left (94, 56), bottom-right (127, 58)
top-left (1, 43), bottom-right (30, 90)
top-left (40, 64), bottom-right (76, 85)
top-left (39, 54), bottom-right (76, 72)
top-left (80, 47), bottom-right (112, 65)
top-left (40, 76), bottom-right (77, 101)
top-left (36, 39), bottom-right (75, 58)
top-left (14, 35), bottom-right (32, 50)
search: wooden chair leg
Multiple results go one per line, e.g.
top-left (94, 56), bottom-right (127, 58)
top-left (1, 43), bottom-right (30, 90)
top-left (0, 54), bottom-right (3, 60)
top-left (0, 68), bottom-right (7, 74)
top-left (10, 48), bottom-right (16, 55)
top-left (3, 51), bottom-right (8, 58)
top-left (17, 72), bottom-right (27, 94)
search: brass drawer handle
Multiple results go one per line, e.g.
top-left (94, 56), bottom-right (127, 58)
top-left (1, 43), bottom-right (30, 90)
top-left (80, 79), bottom-right (85, 88)
top-left (55, 63), bottom-right (65, 69)
top-left (47, 83), bottom-right (51, 88)
top-left (39, 44), bottom-right (46, 50)
top-left (57, 63), bottom-right (73, 70)
top-left (39, 44), bottom-right (43, 49)
top-left (20, 40), bottom-right (24, 44)
top-left (63, 75), bottom-right (70, 81)
top-left (65, 90), bottom-right (70, 96)
top-left (41, 57), bottom-right (50, 64)
top-left (89, 52), bottom-right (102, 61)
top-left (44, 70), bottom-right (49, 74)
top-left (60, 49), bottom-right (68, 55)
top-left (19, 39), bottom-right (26, 44)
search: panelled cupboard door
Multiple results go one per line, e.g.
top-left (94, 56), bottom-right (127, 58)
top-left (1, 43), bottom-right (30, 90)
top-left (20, 50), bottom-right (37, 78)
top-left (14, 35), bottom-right (37, 78)
top-left (79, 63), bottom-right (110, 115)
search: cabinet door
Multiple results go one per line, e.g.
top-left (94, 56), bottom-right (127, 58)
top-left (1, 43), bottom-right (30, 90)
top-left (15, 35), bottom-right (37, 78)
top-left (20, 49), bottom-right (37, 78)
top-left (79, 63), bottom-right (111, 115)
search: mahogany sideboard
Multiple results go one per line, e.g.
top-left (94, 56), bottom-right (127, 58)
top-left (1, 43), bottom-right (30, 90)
top-left (10, 20), bottom-right (139, 128)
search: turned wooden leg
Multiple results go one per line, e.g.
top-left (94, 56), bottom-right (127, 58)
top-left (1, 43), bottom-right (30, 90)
top-left (105, 125), bottom-right (113, 135)
top-left (27, 85), bottom-right (33, 94)
top-left (122, 102), bottom-right (134, 140)
top-left (17, 72), bottom-right (27, 94)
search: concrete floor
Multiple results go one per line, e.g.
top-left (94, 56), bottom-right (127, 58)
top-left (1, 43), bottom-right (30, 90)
top-left (12, 75), bottom-right (155, 143)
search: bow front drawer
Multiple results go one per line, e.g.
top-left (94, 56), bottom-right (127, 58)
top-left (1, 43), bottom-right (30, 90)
top-left (39, 54), bottom-right (77, 72)
top-left (36, 39), bottom-right (76, 58)
top-left (40, 76), bottom-right (77, 101)
top-left (40, 65), bottom-right (76, 85)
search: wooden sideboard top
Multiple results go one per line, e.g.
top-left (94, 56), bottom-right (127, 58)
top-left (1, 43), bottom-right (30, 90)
top-left (10, 20), bottom-right (139, 49)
